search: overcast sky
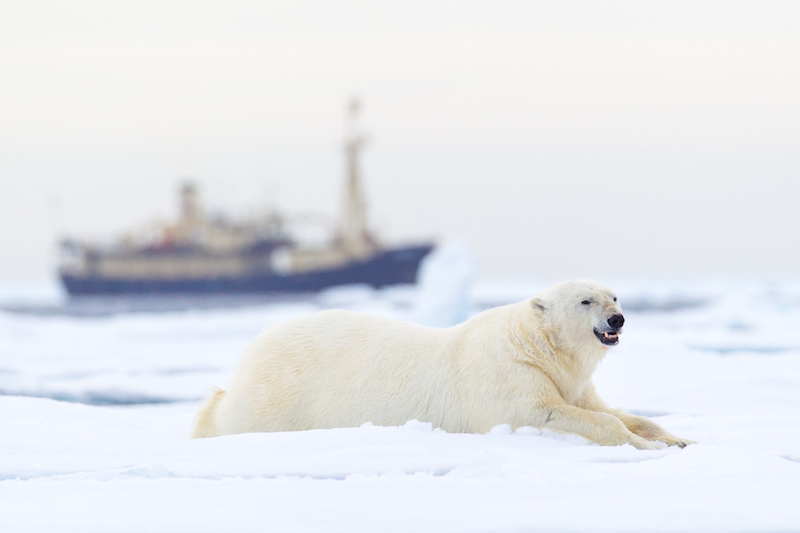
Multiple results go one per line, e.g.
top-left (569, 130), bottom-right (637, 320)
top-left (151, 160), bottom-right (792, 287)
top-left (1, 1), bottom-right (799, 282)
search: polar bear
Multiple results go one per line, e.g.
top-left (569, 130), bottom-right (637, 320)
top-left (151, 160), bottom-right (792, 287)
top-left (192, 280), bottom-right (692, 449)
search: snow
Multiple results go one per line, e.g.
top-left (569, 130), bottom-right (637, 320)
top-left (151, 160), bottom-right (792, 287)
top-left (2, 265), bottom-right (800, 530)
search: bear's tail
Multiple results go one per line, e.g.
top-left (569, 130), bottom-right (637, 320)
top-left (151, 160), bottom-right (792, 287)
top-left (191, 387), bottom-right (225, 438)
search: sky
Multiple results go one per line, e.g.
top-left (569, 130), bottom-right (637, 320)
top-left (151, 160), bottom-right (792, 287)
top-left (1, 1), bottom-right (799, 282)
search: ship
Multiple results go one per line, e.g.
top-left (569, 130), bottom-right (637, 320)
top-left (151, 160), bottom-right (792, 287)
top-left (58, 100), bottom-right (434, 297)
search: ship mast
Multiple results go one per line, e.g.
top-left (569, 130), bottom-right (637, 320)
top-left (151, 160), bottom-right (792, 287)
top-left (180, 182), bottom-right (202, 224)
top-left (338, 98), bottom-right (375, 257)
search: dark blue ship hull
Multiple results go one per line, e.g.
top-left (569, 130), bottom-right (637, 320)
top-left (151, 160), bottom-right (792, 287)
top-left (60, 245), bottom-right (434, 296)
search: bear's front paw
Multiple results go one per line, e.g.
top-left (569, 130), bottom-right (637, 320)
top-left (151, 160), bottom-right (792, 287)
top-left (657, 434), bottom-right (695, 448)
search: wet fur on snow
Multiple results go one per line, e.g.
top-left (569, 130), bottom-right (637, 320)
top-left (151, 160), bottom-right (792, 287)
top-left (192, 280), bottom-right (692, 449)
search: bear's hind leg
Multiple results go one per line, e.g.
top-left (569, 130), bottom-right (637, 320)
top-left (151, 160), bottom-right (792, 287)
top-left (191, 388), bottom-right (225, 438)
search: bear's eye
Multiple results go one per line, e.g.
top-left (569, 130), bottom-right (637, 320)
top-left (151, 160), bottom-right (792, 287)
top-left (581, 300), bottom-right (591, 305)
top-left (613, 297), bottom-right (617, 302)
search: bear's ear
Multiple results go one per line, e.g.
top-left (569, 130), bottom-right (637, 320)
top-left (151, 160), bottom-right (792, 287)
top-left (530, 297), bottom-right (547, 312)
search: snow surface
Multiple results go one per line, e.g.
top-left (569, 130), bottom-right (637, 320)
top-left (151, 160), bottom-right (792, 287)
top-left (2, 266), bottom-right (800, 531)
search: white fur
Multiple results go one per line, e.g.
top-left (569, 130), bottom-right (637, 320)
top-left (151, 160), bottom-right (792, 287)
top-left (192, 280), bottom-right (692, 449)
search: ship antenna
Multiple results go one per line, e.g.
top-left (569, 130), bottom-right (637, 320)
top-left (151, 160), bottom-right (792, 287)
top-left (339, 97), bottom-right (375, 256)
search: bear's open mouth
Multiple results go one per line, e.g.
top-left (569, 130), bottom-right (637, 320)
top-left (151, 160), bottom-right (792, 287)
top-left (594, 329), bottom-right (621, 346)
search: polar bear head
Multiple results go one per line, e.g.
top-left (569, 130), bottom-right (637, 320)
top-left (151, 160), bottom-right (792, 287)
top-left (529, 280), bottom-right (624, 353)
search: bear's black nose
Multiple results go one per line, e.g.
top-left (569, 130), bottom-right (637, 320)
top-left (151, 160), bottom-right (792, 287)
top-left (608, 314), bottom-right (625, 329)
